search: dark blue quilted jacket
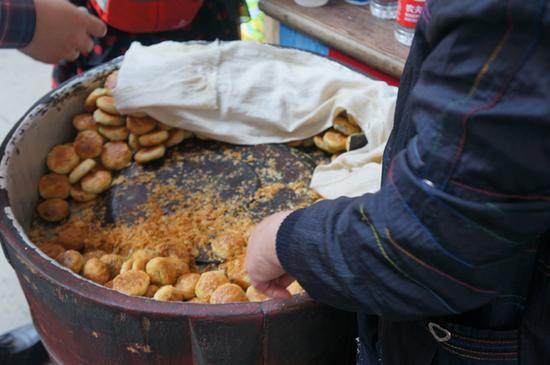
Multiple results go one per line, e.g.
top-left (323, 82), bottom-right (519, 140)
top-left (276, 1), bottom-right (550, 364)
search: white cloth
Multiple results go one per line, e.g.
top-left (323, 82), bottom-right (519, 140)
top-left (114, 41), bottom-right (397, 198)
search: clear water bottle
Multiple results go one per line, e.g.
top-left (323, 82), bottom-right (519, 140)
top-left (370, 0), bottom-right (397, 19)
top-left (344, 0), bottom-right (369, 5)
top-left (394, 0), bottom-right (426, 46)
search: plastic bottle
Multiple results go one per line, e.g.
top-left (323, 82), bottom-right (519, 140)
top-left (394, 0), bottom-right (426, 46)
top-left (344, 0), bottom-right (369, 5)
top-left (370, 0), bottom-right (397, 19)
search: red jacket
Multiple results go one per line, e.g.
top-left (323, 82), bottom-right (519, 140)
top-left (89, 0), bottom-right (203, 33)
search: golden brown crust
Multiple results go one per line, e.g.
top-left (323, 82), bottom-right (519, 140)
top-left (100, 254), bottom-right (124, 278)
top-left (81, 170), bottom-right (112, 194)
top-left (37, 242), bottom-right (65, 259)
top-left (120, 249), bottom-right (157, 273)
top-left (287, 137), bottom-right (314, 148)
top-left (113, 271), bottom-right (150, 296)
top-left (225, 255), bottom-right (251, 289)
top-left (84, 88), bottom-right (111, 112)
top-left (39, 173), bottom-right (71, 199)
top-left (153, 285), bottom-right (184, 301)
top-left (74, 130), bottom-right (104, 159)
top-left (138, 130), bottom-right (169, 147)
top-left (56, 219), bottom-right (86, 251)
top-left (96, 96), bottom-right (120, 115)
top-left (70, 185), bottom-right (97, 202)
top-left (121, 258), bottom-right (148, 273)
top-left (131, 249), bottom-right (159, 261)
top-left (211, 234), bottom-right (244, 260)
top-left (72, 113), bottom-right (98, 131)
top-left (104, 70), bottom-right (118, 89)
top-left (68, 159), bottom-right (96, 184)
top-left (313, 134), bottom-right (339, 154)
top-left (37, 199), bottom-right (70, 222)
top-left (82, 250), bottom-right (106, 262)
top-left (57, 250), bottom-right (84, 273)
top-left (323, 129), bottom-right (347, 152)
top-left (164, 129), bottom-right (192, 148)
top-left (169, 257), bottom-right (190, 277)
top-left (128, 111), bottom-right (148, 118)
top-left (209, 283), bottom-right (247, 304)
top-left (195, 271), bottom-right (229, 300)
top-left (157, 122), bottom-right (173, 131)
top-left (145, 257), bottom-right (179, 286)
top-left (346, 113), bottom-right (359, 126)
top-left (174, 273), bottom-right (200, 300)
top-left (93, 109), bottom-right (125, 126)
top-left (144, 284), bottom-right (160, 298)
top-left (126, 116), bottom-right (157, 135)
top-left (246, 286), bottom-right (270, 302)
top-left (98, 125), bottom-right (129, 141)
top-left (287, 280), bottom-right (306, 295)
top-left (82, 257), bottom-right (110, 284)
top-left (128, 133), bottom-right (141, 151)
top-left (187, 296), bottom-right (209, 304)
top-left (332, 116), bottom-right (361, 136)
top-left (47, 145), bottom-right (80, 175)
top-left (134, 145), bottom-right (166, 164)
top-left (162, 246), bottom-right (191, 261)
top-left (101, 142), bottom-right (132, 171)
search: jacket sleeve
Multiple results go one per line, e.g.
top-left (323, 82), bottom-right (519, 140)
top-left (276, 0), bottom-right (550, 320)
top-left (0, 0), bottom-right (36, 48)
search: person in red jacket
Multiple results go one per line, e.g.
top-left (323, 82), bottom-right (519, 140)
top-left (53, 0), bottom-right (248, 87)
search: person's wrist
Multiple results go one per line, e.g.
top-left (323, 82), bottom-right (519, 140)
top-left (266, 211), bottom-right (292, 269)
top-left (274, 208), bottom-right (305, 273)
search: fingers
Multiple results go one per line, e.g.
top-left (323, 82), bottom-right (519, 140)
top-left (252, 274), bottom-right (294, 299)
top-left (254, 281), bottom-right (292, 299)
top-left (65, 32), bottom-right (91, 61)
top-left (278, 273), bottom-right (295, 288)
top-left (74, 12), bottom-right (104, 58)
top-left (64, 49), bottom-right (81, 62)
top-left (77, 34), bottom-right (95, 55)
top-left (85, 13), bottom-right (108, 38)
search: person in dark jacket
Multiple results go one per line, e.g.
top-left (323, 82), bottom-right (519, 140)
top-left (246, 1), bottom-right (550, 364)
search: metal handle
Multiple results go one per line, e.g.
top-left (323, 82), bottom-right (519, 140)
top-left (428, 322), bottom-right (452, 343)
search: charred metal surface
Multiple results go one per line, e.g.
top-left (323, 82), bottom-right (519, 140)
top-left (30, 139), bottom-right (325, 266)
top-left (107, 141), bottom-right (318, 225)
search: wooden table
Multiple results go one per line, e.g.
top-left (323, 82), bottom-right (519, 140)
top-left (259, 0), bottom-right (409, 83)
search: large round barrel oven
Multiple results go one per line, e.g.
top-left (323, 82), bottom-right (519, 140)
top-left (0, 55), bottom-right (357, 364)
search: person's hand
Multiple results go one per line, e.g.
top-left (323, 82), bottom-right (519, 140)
top-left (245, 211), bottom-right (295, 298)
top-left (21, 0), bottom-right (107, 64)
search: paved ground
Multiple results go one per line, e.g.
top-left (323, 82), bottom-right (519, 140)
top-left (0, 50), bottom-right (51, 334)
